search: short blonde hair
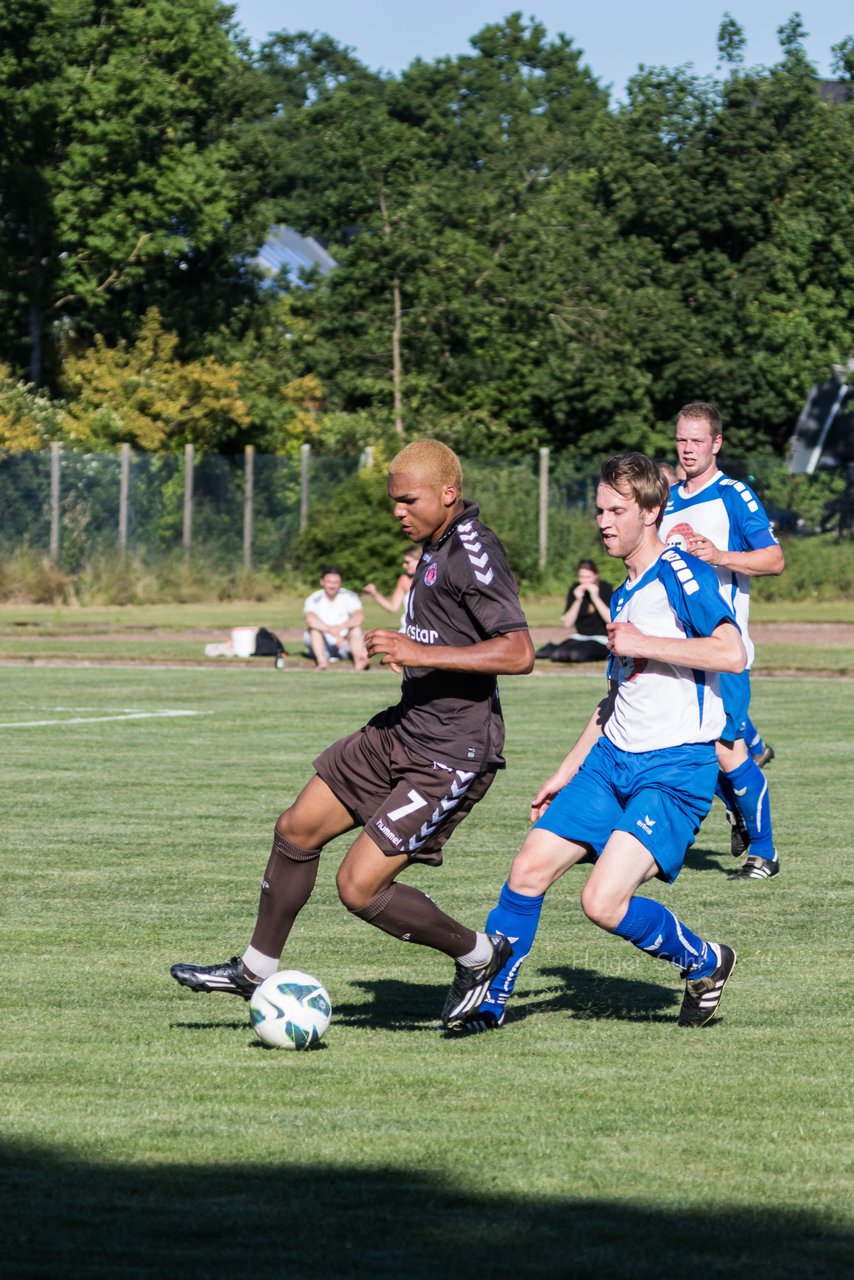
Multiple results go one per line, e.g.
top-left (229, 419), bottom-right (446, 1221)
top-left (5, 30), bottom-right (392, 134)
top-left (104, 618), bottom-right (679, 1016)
top-left (389, 439), bottom-right (463, 493)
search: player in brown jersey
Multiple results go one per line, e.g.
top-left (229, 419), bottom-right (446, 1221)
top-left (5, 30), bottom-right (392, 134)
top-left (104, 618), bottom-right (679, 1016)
top-left (171, 440), bottom-right (535, 1027)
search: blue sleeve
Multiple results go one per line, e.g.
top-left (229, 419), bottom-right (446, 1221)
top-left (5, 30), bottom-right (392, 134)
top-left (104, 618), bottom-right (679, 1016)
top-left (723, 482), bottom-right (779, 552)
top-left (660, 550), bottom-right (736, 638)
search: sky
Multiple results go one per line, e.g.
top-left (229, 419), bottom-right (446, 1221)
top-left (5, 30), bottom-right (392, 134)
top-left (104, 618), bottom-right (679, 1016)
top-left (231, 1), bottom-right (848, 97)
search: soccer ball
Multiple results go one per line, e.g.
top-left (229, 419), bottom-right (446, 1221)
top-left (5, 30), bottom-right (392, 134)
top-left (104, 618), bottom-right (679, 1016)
top-left (249, 970), bottom-right (332, 1050)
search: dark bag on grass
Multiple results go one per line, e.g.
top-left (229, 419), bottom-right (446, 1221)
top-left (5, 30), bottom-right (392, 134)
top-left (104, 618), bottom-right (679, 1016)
top-left (550, 638), bottom-right (608, 663)
top-left (253, 627), bottom-right (287, 657)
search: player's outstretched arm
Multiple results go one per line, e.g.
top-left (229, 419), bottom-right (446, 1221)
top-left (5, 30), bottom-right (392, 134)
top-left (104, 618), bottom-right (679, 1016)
top-left (607, 619), bottom-right (746, 674)
top-left (530, 687), bottom-right (615, 821)
top-left (365, 628), bottom-right (535, 675)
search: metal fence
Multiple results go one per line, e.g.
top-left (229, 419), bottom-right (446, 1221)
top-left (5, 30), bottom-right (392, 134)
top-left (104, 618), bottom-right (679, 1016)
top-left (1, 443), bottom-right (589, 575)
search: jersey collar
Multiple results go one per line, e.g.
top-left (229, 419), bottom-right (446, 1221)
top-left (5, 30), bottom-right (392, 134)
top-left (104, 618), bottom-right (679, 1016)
top-left (427, 499), bottom-right (480, 553)
top-left (679, 469), bottom-right (722, 500)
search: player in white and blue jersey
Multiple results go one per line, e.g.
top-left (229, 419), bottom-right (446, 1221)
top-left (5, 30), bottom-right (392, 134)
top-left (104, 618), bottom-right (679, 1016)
top-left (659, 403), bottom-right (785, 880)
top-left (443, 453), bottom-right (747, 1035)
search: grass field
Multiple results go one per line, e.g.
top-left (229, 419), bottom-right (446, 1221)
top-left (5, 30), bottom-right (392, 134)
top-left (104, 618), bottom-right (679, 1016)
top-left (3, 664), bottom-right (853, 1278)
top-left (1, 596), bottom-right (852, 673)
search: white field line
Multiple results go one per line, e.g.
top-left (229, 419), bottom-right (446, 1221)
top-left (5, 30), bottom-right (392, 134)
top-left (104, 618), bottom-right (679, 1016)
top-left (1, 710), bottom-right (207, 729)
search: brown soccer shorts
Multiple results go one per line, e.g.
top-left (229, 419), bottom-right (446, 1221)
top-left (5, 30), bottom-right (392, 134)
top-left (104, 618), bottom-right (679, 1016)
top-left (313, 722), bottom-right (496, 866)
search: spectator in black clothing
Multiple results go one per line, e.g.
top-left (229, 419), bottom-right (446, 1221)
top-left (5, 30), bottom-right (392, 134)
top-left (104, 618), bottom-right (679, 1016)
top-left (536, 559), bottom-right (613, 662)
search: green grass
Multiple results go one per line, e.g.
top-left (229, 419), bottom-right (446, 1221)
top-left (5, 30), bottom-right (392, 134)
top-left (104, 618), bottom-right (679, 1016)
top-left (0, 597), bottom-right (852, 672)
top-left (3, 667), bottom-right (853, 1278)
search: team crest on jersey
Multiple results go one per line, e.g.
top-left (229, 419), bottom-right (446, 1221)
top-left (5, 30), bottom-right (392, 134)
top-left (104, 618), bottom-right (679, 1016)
top-left (664, 521), bottom-right (694, 552)
top-left (617, 654), bottom-right (647, 681)
top-left (424, 563), bottom-right (438, 587)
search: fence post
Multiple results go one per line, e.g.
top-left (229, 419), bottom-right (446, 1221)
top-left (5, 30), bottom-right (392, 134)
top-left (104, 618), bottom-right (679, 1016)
top-left (118, 443), bottom-right (130, 557)
top-left (243, 444), bottom-right (255, 569)
top-left (183, 442), bottom-right (194, 559)
top-left (300, 442), bottom-right (310, 532)
top-left (538, 446), bottom-right (549, 572)
top-left (50, 441), bottom-right (61, 563)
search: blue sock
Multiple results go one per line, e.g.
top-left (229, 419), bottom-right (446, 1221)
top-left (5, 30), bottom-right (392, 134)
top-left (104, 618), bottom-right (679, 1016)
top-left (613, 897), bottom-right (716, 978)
top-left (725, 756), bottom-right (774, 858)
top-left (478, 882), bottom-right (545, 1020)
top-left (745, 715), bottom-right (765, 758)
top-left (715, 771), bottom-right (735, 810)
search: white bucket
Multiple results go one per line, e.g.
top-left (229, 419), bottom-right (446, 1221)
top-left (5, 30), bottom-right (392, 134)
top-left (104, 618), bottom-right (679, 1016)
top-left (230, 626), bottom-right (259, 658)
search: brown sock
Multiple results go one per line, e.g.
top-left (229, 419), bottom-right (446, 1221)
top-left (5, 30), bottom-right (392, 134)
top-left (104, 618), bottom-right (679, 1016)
top-left (352, 882), bottom-right (476, 959)
top-left (248, 831), bottom-right (321, 958)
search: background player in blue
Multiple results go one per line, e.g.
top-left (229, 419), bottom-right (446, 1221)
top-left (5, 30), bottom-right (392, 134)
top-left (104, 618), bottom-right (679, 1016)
top-left (171, 439), bottom-right (534, 1026)
top-left (444, 452), bottom-right (747, 1035)
top-left (660, 402), bottom-right (785, 880)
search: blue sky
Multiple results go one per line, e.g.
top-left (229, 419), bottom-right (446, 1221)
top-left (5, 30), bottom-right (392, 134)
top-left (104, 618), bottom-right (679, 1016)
top-left (231, 2), bottom-right (847, 96)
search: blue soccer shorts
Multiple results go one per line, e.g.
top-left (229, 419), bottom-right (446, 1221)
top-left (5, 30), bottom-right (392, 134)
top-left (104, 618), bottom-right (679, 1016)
top-left (719, 670), bottom-right (751, 742)
top-left (534, 735), bottom-right (719, 882)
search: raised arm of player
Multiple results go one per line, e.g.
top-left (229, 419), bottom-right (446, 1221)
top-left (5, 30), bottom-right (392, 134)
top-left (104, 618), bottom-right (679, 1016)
top-left (364, 628), bottom-right (534, 675)
top-left (530, 686), bottom-right (616, 822)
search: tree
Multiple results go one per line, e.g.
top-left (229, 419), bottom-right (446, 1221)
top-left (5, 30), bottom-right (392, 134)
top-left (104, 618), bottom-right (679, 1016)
top-left (60, 308), bottom-right (250, 451)
top-left (258, 16), bottom-right (617, 451)
top-left (595, 19), bottom-right (854, 452)
top-left (0, 0), bottom-right (274, 386)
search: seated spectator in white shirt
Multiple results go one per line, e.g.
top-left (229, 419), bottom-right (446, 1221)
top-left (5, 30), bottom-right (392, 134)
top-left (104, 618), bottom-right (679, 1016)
top-left (303, 566), bottom-right (369, 671)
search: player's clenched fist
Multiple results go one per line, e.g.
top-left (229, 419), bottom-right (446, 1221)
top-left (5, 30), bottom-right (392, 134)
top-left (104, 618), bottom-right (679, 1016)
top-left (365, 628), bottom-right (423, 672)
top-left (606, 620), bottom-right (647, 657)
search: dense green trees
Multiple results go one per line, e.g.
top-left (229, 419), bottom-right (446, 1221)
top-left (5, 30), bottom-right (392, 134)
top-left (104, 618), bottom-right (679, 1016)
top-left (0, 0), bottom-right (273, 385)
top-left (0, 5), bottom-right (851, 459)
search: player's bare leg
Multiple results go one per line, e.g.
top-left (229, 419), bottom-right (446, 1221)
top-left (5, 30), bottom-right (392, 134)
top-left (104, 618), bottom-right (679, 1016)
top-left (579, 831), bottom-right (658, 930)
top-left (587, 831), bottom-right (736, 1027)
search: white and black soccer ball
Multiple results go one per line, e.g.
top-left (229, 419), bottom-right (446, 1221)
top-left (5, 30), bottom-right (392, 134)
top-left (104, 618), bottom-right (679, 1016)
top-left (249, 970), bottom-right (332, 1050)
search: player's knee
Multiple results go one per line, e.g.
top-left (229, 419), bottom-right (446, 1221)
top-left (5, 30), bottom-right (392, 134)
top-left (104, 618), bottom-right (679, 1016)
top-left (335, 865), bottom-right (369, 913)
top-left (274, 809), bottom-right (322, 853)
top-left (274, 810), bottom-right (296, 842)
top-left (580, 880), bottom-right (621, 931)
top-left (507, 848), bottom-right (553, 896)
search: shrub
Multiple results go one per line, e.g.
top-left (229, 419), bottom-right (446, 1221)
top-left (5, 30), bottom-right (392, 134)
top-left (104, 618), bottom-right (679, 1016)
top-left (290, 465), bottom-right (410, 586)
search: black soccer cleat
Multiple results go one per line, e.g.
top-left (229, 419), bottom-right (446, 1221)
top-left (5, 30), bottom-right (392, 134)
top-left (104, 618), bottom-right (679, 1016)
top-left (677, 943), bottom-right (737, 1028)
top-left (444, 1009), bottom-right (504, 1037)
top-left (441, 934), bottom-right (514, 1028)
top-left (755, 744), bottom-right (776, 769)
top-left (733, 852), bottom-right (780, 880)
top-left (725, 804), bottom-right (751, 858)
top-left (170, 956), bottom-right (259, 1000)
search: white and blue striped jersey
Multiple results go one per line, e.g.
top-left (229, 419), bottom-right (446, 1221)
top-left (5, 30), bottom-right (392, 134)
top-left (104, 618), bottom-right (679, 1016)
top-left (605, 549), bottom-right (737, 753)
top-left (659, 471), bottom-right (778, 667)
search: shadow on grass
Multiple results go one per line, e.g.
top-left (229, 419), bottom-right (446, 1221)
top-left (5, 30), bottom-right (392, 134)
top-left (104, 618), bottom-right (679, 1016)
top-left (684, 843), bottom-right (734, 874)
top-left (511, 965), bottom-right (678, 1024)
top-left (1, 1139), bottom-right (848, 1279)
top-left (333, 965), bottom-right (680, 1031)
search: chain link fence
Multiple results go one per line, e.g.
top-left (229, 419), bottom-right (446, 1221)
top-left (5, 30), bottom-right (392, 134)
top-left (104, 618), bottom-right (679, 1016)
top-left (0, 443), bottom-right (842, 585)
top-left (0, 444), bottom-right (592, 576)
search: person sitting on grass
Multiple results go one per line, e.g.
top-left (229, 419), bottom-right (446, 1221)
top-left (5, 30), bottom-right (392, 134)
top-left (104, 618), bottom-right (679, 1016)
top-left (536, 559), bottom-right (613, 663)
top-left (303, 567), bottom-right (370, 671)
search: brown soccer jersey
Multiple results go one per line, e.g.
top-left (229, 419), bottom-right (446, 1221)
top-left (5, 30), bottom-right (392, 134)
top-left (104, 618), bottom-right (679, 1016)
top-left (376, 500), bottom-right (529, 771)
